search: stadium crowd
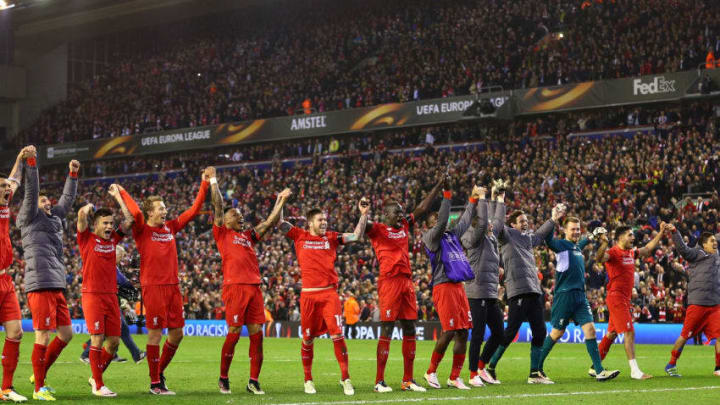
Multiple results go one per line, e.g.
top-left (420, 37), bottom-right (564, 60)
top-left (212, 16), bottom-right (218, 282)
top-left (19, 0), bottom-right (720, 145)
top-left (3, 99), bottom-right (720, 330)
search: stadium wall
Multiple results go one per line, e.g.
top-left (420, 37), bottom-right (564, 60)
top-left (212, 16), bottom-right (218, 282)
top-left (10, 319), bottom-right (698, 345)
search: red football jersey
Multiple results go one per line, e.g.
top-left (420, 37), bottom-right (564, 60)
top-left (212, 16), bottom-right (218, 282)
top-left (605, 245), bottom-right (636, 299)
top-left (132, 221), bottom-right (184, 286)
top-left (0, 192), bottom-right (13, 271)
top-left (286, 227), bottom-right (342, 288)
top-left (213, 225), bottom-right (261, 285)
top-left (366, 214), bottom-right (414, 279)
top-left (78, 228), bottom-right (123, 293)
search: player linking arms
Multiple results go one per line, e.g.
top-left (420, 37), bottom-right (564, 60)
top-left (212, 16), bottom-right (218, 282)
top-left (119, 168), bottom-right (210, 395)
top-left (592, 223), bottom-right (666, 379)
top-left (366, 177), bottom-right (442, 393)
top-left (422, 182), bottom-right (477, 390)
top-left (537, 215), bottom-right (620, 383)
top-left (664, 224), bottom-right (720, 377)
top-left (461, 184), bottom-right (505, 386)
top-left (208, 166), bottom-right (291, 395)
top-left (76, 184), bottom-right (134, 397)
top-left (280, 200), bottom-right (369, 396)
top-left (18, 147), bottom-right (79, 401)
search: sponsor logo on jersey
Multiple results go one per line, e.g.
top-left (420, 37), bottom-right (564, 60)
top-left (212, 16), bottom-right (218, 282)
top-left (386, 229), bottom-right (407, 240)
top-left (151, 232), bottom-right (174, 242)
top-left (232, 234), bottom-right (252, 247)
top-left (302, 240), bottom-right (330, 250)
top-left (94, 243), bottom-right (116, 254)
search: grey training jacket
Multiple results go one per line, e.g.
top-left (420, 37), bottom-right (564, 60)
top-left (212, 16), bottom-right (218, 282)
top-left (495, 202), bottom-right (555, 299)
top-left (672, 231), bottom-right (720, 306)
top-left (463, 199), bottom-right (502, 299)
top-left (17, 164), bottom-right (77, 292)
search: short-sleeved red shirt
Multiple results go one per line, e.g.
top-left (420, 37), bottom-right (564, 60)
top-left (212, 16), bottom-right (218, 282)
top-left (286, 227), bottom-right (342, 288)
top-left (78, 228), bottom-right (123, 293)
top-left (213, 225), bottom-right (261, 285)
top-left (605, 245), bottom-right (636, 299)
top-left (366, 214), bottom-right (414, 279)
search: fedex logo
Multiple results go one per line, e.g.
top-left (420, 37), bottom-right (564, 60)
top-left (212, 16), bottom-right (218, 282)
top-left (633, 76), bottom-right (676, 96)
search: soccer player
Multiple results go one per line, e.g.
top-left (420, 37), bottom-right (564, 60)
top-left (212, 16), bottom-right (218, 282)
top-left (366, 178), bottom-right (442, 393)
top-left (664, 224), bottom-right (720, 377)
top-left (422, 183), bottom-right (477, 390)
top-left (536, 216), bottom-right (620, 383)
top-left (0, 147), bottom-right (32, 403)
top-left (17, 147), bottom-right (79, 401)
top-left (279, 200), bottom-right (370, 395)
top-left (462, 185), bottom-right (504, 386)
top-left (119, 169), bottom-right (210, 395)
top-left (76, 183), bottom-right (134, 397)
top-left (80, 245), bottom-right (147, 365)
top-left (485, 194), bottom-right (560, 383)
top-left (593, 223), bottom-right (666, 379)
top-left (209, 166), bottom-right (291, 395)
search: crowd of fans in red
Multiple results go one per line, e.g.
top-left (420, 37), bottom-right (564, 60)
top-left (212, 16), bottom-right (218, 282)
top-left (18, 0), bottom-right (720, 146)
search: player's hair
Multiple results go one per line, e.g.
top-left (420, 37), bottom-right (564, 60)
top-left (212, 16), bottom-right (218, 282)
top-left (306, 208), bottom-right (324, 222)
top-left (614, 225), bottom-right (633, 240)
top-left (0, 172), bottom-right (8, 180)
top-left (142, 196), bottom-right (164, 217)
top-left (508, 210), bottom-right (525, 226)
top-left (699, 232), bottom-right (715, 247)
top-left (92, 208), bottom-right (114, 223)
top-left (564, 216), bottom-right (581, 226)
top-left (383, 200), bottom-right (401, 211)
top-left (426, 211), bottom-right (439, 223)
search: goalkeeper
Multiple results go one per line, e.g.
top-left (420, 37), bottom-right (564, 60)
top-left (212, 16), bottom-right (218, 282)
top-left (81, 245), bottom-right (146, 364)
top-left (537, 216), bottom-right (621, 382)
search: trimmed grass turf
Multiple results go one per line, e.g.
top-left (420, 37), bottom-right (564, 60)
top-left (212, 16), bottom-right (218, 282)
top-left (2, 333), bottom-right (719, 404)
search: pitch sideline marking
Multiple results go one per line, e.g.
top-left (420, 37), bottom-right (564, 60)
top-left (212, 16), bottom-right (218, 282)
top-left (267, 385), bottom-right (720, 405)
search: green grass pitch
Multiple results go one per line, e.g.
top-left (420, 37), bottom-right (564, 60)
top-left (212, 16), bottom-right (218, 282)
top-left (3, 333), bottom-right (719, 404)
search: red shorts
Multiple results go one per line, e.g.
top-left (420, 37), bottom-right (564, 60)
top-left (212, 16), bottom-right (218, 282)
top-left (680, 304), bottom-right (720, 340)
top-left (27, 290), bottom-right (71, 330)
top-left (82, 293), bottom-right (121, 336)
top-left (222, 284), bottom-right (265, 327)
top-left (300, 289), bottom-right (343, 338)
top-left (142, 284), bottom-right (184, 329)
top-left (0, 274), bottom-right (21, 323)
top-left (378, 276), bottom-right (418, 322)
top-left (606, 294), bottom-right (634, 334)
top-left (432, 282), bottom-right (472, 331)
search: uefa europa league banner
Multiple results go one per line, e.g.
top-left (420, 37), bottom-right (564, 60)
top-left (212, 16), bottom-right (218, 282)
top-left (35, 68), bottom-right (720, 165)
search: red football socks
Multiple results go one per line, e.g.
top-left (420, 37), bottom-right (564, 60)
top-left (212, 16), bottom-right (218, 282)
top-left (376, 336), bottom-right (391, 383)
top-left (332, 337), bottom-right (350, 380)
top-left (220, 333), bottom-right (240, 379)
top-left (248, 332), bottom-right (263, 381)
top-left (301, 341), bottom-right (314, 381)
top-left (598, 334), bottom-right (613, 360)
top-left (31, 344), bottom-right (46, 392)
top-left (44, 337), bottom-right (67, 375)
top-left (1, 338), bottom-right (19, 390)
top-left (449, 353), bottom-right (465, 380)
top-left (427, 350), bottom-right (444, 374)
top-left (402, 335), bottom-right (416, 382)
top-left (147, 344), bottom-right (160, 384)
top-left (158, 341), bottom-right (178, 374)
top-left (89, 347), bottom-right (104, 388)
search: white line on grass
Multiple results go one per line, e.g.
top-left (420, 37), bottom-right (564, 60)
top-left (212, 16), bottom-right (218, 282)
top-left (267, 386), bottom-right (720, 405)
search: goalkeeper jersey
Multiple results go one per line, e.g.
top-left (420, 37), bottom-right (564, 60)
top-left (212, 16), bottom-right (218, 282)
top-left (546, 237), bottom-right (590, 294)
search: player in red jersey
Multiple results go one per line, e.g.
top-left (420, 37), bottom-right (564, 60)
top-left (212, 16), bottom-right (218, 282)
top-left (279, 200), bottom-right (370, 396)
top-left (0, 147), bottom-right (30, 403)
top-left (593, 222), bottom-right (666, 379)
top-left (119, 169), bottom-right (210, 395)
top-left (76, 183), bottom-right (134, 397)
top-left (366, 179), bottom-right (442, 393)
top-left (208, 166), bottom-right (291, 395)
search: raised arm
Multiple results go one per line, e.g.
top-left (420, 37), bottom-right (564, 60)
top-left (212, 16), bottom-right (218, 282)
top-left (492, 191), bottom-right (507, 239)
top-left (637, 222), bottom-right (667, 258)
top-left (451, 186), bottom-right (480, 238)
top-left (119, 187), bottom-right (145, 228)
top-left (531, 203), bottom-right (565, 247)
top-left (174, 170), bottom-right (210, 231)
top-left (462, 187), bottom-right (489, 248)
top-left (207, 167), bottom-right (224, 227)
top-left (17, 147), bottom-right (39, 226)
top-left (422, 191), bottom-right (451, 251)
top-left (411, 177), bottom-right (444, 221)
top-left (255, 188), bottom-right (293, 239)
top-left (342, 198), bottom-right (370, 244)
top-left (594, 230), bottom-right (610, 263)
top-left (7, 148), bottom-right (27, 194)
top-left (76, 203), bottom-right (94, 233)
top-left (109, 184), bottom-right (134, 234)
top-left (51, 160), bottom-right (80, 218)
top-left (669, 225), bottom-right (701, 262)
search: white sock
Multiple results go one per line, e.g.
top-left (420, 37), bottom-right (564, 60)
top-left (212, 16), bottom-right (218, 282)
top-left (629, 358), bottom-right (641, 374)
